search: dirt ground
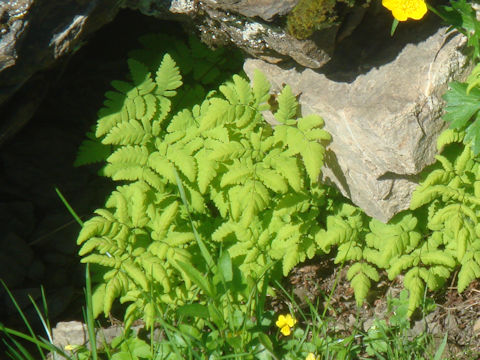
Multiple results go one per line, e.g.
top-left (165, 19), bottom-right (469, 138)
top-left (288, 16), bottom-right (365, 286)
top-left (280, 257), bottom-right (480, 359)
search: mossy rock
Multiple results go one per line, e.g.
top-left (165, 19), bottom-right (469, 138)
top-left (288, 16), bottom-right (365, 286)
top-left (286, 0), bottom-right (371, 40)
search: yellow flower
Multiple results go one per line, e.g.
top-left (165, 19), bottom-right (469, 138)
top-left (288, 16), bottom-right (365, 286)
top-left (275, 314), bottom-right (296, 336)
top-left (306, 353), bottom-right (317, 360)
top-left (382, 0), bottom-right (428, 21)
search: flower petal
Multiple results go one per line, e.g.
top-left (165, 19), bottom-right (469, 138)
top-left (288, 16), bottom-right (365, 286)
top-left (382, 0), bottom-right (427, 21)
top-left (276, 314), bottom-right (287, 328)
top-left (280, 325), bottom-right (291, 336)
top-left (285, 314), bottom-right (296, 327)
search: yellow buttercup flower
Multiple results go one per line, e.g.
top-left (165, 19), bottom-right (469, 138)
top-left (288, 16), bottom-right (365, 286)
top-left (382, 0), bottom-right (428, 21)
top-left (306, 353), bottom-right (318, 360)
top-left (275, 313), bottom-right (297, 336)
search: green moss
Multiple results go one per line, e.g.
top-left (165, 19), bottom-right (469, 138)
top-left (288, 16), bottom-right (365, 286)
top-left (286, 0), bottom-right (368, 40)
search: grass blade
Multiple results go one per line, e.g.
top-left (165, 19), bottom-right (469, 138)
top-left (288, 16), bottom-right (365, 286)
top-left (173, 167), bottom-right (215, 271)
top-left (55, 187), bottom-right (83, 226)
top-left (0, 324), bottom-right (69, 357)
top-left (177, 260), bottom-right (214, 298)
top-left (27, 294), bottom-right (52, 345)
top-left (0, 280), bottom-right (44, 357)
top-left (433, 333), bottom-right (448, 360)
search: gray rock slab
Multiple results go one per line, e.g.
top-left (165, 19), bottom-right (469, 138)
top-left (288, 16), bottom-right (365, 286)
top-left (244, 25), bottom-right (469, 222)
top-left (204, 0), bottom-right (299, 21)
top-left (51, 321), bottom-right (143, 354)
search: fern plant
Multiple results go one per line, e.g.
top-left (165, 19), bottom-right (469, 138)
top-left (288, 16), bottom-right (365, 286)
top-left (76, 32), bottom-right (480, 325)
top-left (75, 34), bottom-right (334, 327)
top-left (316, 127), bottom-right (480, 315)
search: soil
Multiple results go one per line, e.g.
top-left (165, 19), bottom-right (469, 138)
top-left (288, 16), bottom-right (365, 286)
top-left (0, 8), bottom-right (479, 360)
top-left (282, 259), bottom-right (480, 359)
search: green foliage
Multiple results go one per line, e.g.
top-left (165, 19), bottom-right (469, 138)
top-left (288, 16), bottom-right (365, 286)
top-left (442, 80), bottom-right (480, 155)
top-left (436, 0), bottom-right (480, 62)
top-left (76, 30), bottom-right (480, 328)
top-left (363, 290), bottom-right (440, 360)
top-left (409, 131), bottom-right (480, 294)
top-left (76, 34), bottom-right (333, 327)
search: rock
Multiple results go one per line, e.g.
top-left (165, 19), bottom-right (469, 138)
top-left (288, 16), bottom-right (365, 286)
top-left (124, 1), bottom-right (362, 68)
top-left (0, 0), bottom-right (367, 145)
top-left (122, 0), bottom-right (197, 17)
top-left (52, 321), bottom-right (88, 352)
top-left (197, 5), bottom-right (336, 68)
top-left (52, 321), bottom-right (143, 352)
top-left (0, 0), bottom-right (122, 143)
top-left (204, 0), bottom-right (299, 21)
top-left (244, 18), bottom-right (469, 222)
top-left (0, 0), bottom-right (31, 72)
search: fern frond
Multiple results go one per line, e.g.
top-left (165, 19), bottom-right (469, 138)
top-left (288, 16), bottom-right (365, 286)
top-left (454, 144), bottom-right (473, 174)
top-left (127, 59), bottom-right (151, 87)
top-left (252, 69), bottom-right (271, 107)
top-left (418, 267), bottom-right (447, 290)
top-left (229, 182), bottom-right (269, 225)
top-left (81, 254), bottom-right (118, 268)
top-left (274, 115), bottom-right (330, 183)
top-left (104, 273), bottom-right (126, 315)
top-left (91, 283), bottom-right (107, 318)
top-left (388, 254), bottom-right (419, 279)
top-left (458, 256), bottom-right (480, 292)
top-left (404, 268), bottom-right (424, 316)
top-left (274, 85), bottom-right (297, 124)
top-left (420, 251), bottom-right (456, 268)
top-left (123, 260), bottom-right (149, 291)
top-left (266, 151), bottom-right (303, 192)
top-left (220, 159), bottom-right (253, 187)
top-left (77, 215), bottom-right (114, 245)
top-left (365, 214), bottom-right (421, 269)
top-left (166, 144), bottom-right (197, 182)
top-left (75, 137), bottom-right (111, 166)
top-left (335, 243), bottom-right (363, 263)
top-left (155, 54), bottom-right (182, 97)
top-left (140, 253), bottom-right (171, 292)
top-left (148, 151), bottom-right (176, 184)
top-left (151, 201), bottom-right (178, 240)
top-left (436, 128), bottom-right (465, 152)
top-left (347, 262), bottom-right (379, 306)
top-left (256, 166), bottom-right (288, 193)
top-left (103, 120), bottom-right (151, 145)
top-left (219, 75), bottom-right (252, 106)
top-left (196, 148), bottom-right (218, 193)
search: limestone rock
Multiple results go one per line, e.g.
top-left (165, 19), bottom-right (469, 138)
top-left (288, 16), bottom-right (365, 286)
top-left (122, 0), bottom-right (197, 18)
top-left (125, 0), bottom-right (337, 69)
top-left (203, 0), bottom-right (299, 21)
top-left (0, 0), bottom-right (31, 72)
top-left (51, 321), bottom-right (142, 353)
top-left (197, 5), bottom-right (336, 68)
top-left (244, 20), bottom-right (469, 222)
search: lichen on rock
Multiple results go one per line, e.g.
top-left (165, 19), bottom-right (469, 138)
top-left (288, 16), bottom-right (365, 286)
top-left (286, 0), bottom-right (371, 40)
